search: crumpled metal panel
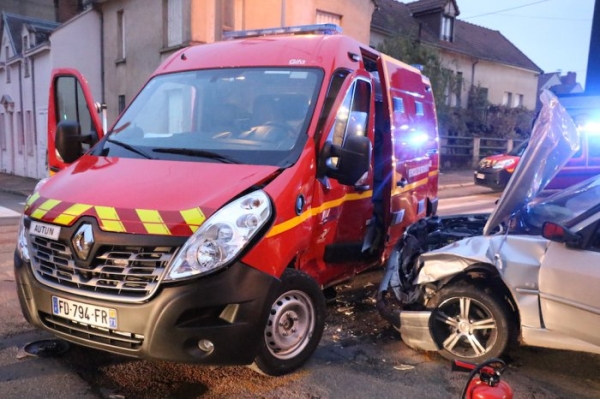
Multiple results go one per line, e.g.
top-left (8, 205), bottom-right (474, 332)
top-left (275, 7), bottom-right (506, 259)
top-left (416, 234), bottom-right (550, 327)
top-left (483, 90), bottom-right (580, 235)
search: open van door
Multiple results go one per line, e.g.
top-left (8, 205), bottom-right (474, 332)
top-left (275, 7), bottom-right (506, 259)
top-left (47, 68), bottom-right (104, 175)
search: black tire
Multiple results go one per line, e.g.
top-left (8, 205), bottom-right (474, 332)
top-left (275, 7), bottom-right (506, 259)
top-left (429, 284), bottom-right (512, 363)
top-left (251, 269), bottom-right (326, 376)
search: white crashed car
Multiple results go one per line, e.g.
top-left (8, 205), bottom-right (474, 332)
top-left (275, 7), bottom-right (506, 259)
top-left (377, 91), bottom-right (600, 363)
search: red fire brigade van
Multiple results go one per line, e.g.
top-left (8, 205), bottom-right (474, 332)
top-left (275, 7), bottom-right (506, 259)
top-left (14, 24), bottom-right (439, 375)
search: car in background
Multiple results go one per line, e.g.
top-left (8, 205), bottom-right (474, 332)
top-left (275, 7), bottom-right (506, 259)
top-left (377, 91), bottom-right (600, 364)
top-left (475, 121), bottom-right (600, 191)
top-left (474, 139), bottom-right (528, 191)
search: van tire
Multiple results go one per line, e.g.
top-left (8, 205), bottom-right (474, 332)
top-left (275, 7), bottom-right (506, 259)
top-left (250, 269), bottom-right (326, 376)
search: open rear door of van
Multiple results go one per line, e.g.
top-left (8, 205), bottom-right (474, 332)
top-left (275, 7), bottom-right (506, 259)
top-left (47, 68), bottom-right (104, 175)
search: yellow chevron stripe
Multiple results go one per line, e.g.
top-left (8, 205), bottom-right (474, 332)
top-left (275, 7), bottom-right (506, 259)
top-left (25, 191), bottom-right (40, 208)
top-left (96, 206), bottom-right (126, 233)
top-left (266, 190), bottom-right (372, 238)
top-left (180, 207), bottom-right (206, 233)
top-left (30, 199), bottom-right (62, 220)
top-left (136, 209), bottom-right (170, 235)
top-left (53, 203), bottom-right (93, 225)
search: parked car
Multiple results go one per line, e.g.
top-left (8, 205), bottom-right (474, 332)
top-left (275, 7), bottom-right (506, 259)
top-left (473, 140), bottom-right (527, 191)
top-left (377, 91), bottom-right (600, 363)
top-left (475, 111), bottom-right (600, 192)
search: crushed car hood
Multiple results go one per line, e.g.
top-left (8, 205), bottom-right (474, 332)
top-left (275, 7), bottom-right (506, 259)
top-left (483, 90), bottom-right (580, 235)
top-left (25, 156), bottom-right (279, 236)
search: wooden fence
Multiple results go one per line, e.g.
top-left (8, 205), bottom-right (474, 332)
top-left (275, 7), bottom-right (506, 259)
top-left (439, 136), bottom-right (526, 169)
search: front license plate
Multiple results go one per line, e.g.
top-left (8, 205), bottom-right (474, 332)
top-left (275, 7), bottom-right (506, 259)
top-left (52, 296), bottom-right (117, 329)
top-left (30, 221), bottom-right (61, 240)
top-left (476, 173), bottom-right (485, 180)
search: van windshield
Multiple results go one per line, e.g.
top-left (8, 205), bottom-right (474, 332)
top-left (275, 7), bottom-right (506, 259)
top-left (97, 68), bottom-right (323, 166)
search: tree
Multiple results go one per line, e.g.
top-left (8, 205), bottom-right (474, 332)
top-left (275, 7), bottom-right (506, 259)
top-left (377, 35), bottom-right (453, 118)
top-left (377, 36), bottom-right (535, 139)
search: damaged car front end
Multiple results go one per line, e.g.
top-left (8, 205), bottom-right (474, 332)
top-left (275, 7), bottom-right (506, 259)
top-left (377, 91), bottom-right (600, 363)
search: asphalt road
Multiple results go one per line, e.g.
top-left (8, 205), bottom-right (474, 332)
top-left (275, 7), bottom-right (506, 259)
top-left (1, 188), bottom-right (600, 398)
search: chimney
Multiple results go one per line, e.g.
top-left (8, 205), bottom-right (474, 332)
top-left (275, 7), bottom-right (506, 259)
top-left (562, 72), bottom-right (577, 85)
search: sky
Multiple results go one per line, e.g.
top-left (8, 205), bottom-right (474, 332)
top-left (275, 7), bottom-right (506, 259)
top-left (455, 0), bottom-right (595, 88)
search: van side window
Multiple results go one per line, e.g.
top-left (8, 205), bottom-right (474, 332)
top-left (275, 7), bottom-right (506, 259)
top-left (328, 79), bottom-right (371, 147)
top-left (415, 101), bottom-right (424, 116)
top-left (393, 97), bottom-right (405, 113)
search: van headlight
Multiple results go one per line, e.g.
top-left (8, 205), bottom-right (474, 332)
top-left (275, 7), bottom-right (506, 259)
top-left (17, 216), bottom-right (30, 262)
top-left (164, 190), bottom-right (272, 280)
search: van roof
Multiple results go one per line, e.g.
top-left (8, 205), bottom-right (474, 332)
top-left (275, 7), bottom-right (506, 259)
top-left (155, 34), bottom-right (374, 76)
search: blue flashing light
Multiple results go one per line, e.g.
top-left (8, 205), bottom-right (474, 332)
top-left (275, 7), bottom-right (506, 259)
top-left (223, 24), bottom-right (342, 40)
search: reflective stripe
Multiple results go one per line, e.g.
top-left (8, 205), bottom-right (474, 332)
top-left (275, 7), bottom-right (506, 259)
top-left (53, 203), bottom-right (93, 225)
top-left (25, 192), bottom-right (41, 209)
top-left (266, 190), bottom-right (372, 238)
top-left (30, 199), bottom-right (62, 220)
top-left (95, 206), bottom-right (126, 233)
top-left (180, 207), bottom-right (206, 233)
top-left (136, 209), bottom-right (171, 235)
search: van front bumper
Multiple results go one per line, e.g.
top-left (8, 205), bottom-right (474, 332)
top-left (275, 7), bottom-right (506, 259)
top-left (14, 250), bottom-right (280, 365)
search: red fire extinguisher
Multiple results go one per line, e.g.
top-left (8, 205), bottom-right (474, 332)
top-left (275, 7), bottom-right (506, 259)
top-left (454, 358), bottom-right (513, 399)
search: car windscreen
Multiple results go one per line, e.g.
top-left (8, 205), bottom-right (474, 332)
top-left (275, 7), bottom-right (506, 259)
top-left (95, 68), bottom-right (323, 166)
top-left (516, 175), bottom-right (600, 233)
top-left (508, 139), bottom-right (528, 156)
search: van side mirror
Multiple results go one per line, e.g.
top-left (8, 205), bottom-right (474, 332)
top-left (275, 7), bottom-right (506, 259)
top-left (55, 120), bottom-right (95, 164)
top-left (322, 134), bottom-right (371, 186)
top-left (542, 222), bottom-right (581, 247)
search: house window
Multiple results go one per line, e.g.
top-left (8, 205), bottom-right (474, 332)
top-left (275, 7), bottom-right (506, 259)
top-left (515, 94), bottom-right (524, 107)
top-left (25, 110), bottom-right (34, 156)
top-left (316, 10), bottom-right (342, 26)
top-left (213, 0), bottom-right (237, 40)
top-left (441, 16), bottom-right (454, 42)
top-left (117, 10), bottom-right (126, 60)
top-left (118, 95), bottom-right (126, 114)
top-left (164, 0), bottom-right (183, 47)
top-left (455, 72), bottom-right (463, 108)
top-left (0, 113), bottom-right (5, 150)
top-left (5, 46), bottom-right (10, 83)
top-left (17, 111), bottom-right (24, 154)
top-left (503, 92), bottom-right (513, 107)
top-left (23, 36), bottom-right (30, 78)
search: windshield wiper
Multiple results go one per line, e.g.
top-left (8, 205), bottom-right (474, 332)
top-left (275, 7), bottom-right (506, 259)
top-left (106, 138), bottom-right (155, 159)
top-left (152, 148), bottom-right (240, 164)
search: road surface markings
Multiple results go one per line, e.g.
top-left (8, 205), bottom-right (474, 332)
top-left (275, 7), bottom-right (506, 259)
top-left (438, 195), bottom-right (498, 215)
top-left (0, 206), bottom-right (20, 218)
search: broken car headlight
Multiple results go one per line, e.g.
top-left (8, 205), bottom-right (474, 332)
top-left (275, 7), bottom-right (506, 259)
top-left (164, 190), bottom-right (272, 280)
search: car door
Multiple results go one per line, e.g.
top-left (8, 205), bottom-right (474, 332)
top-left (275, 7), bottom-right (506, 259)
top-left (538, 222), bottom-right (600, 346)
top-left (48, 68), bottom-right (104, 174)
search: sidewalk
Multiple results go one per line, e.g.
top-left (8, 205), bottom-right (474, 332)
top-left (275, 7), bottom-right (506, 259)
top-left (0, 173), bottom-right (39, 198)
top-left (0, 169), bottom-right (474, 198)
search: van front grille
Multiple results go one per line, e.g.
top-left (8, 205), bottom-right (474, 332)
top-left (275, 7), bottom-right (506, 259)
top-left (30, 235), bottom-right (175, 302)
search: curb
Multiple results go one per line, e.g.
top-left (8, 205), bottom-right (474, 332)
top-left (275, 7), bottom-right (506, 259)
top-left (438, 182), bottom-right (475, 190)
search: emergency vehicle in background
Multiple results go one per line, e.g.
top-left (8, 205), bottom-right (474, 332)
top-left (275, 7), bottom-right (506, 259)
top-left (14, 24), bottom-right (439, 375)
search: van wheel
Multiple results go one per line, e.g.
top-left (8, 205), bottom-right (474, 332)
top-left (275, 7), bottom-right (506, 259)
top-left (429, 284), bottom-right (512, 364)
top-left (250, 269), bottom-right (326, 376)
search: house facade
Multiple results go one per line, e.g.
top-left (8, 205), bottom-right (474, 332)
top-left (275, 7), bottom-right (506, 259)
top-left (0, 13), bottom-right (58, 178)
top-left (94, 0), bottom-right (376, 123)
top-left (371, 0), bottom-right (543, 110)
